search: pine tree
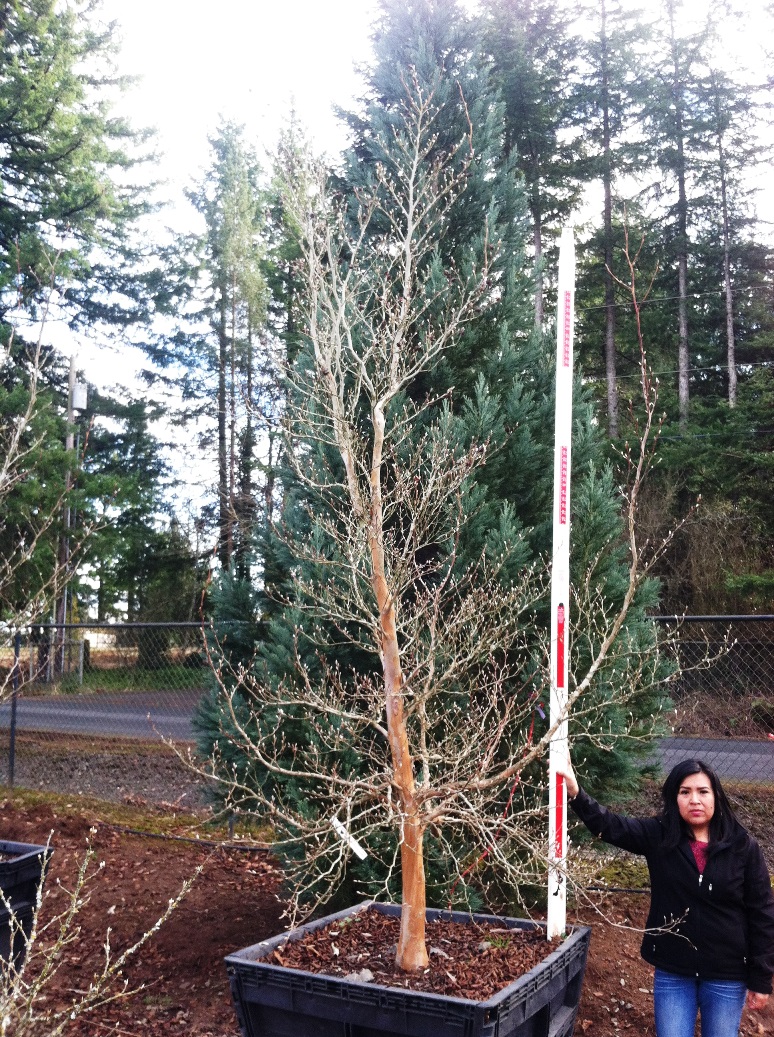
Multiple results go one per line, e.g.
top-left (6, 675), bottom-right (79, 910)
top-left (690, 53), bottom-right (769, 409)
top-left (186, 124), bottom-right (269, 572)
top-left (609, 3), bottom-right (774, 611)
top-left (0, 342), bottom-right (69, 621)
top-left (79, 394), bottom-right (182, 620)
top-left (481, 0), bottom-right (584, 327)
top-left (0, 0), bottom-right (165, 630)
top-left (0, 0), bottom-right (155, 337)
top-left (574, 0), bottom-right (651, 436)
top-left (641, 0), bottom-right (717, 427)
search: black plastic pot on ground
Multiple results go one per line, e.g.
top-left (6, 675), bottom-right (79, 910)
top-left (0, 840), bottom-right (53, 968)
top-left (225, 902), bottom-right (591, 1037)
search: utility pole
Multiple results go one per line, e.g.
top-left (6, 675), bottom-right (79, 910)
top-left (53, 357), bottom-right (87, 678)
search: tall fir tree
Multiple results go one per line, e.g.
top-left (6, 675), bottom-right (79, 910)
top-left (574, 0), bottom-right (652, 436)
top-left (0, 0), bottom-right (168, 628)
top-left (0, 343), bottom-right (69, 621)
top-left (481, 0), bottom-right (584, 327)
top-left (641, 0), bottom-right (717, 427)
top-left (0, 0), bottom-right (157, 338)
top-left (185, 124), bottom-right (270, 573)
top-left (77, 393), bottom-right (204, 623)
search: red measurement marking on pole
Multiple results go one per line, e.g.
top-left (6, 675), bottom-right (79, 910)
top-left (555, 773), bottom-right (565, 858)
top-left (557, 603), bottom-right (565, 689)
top-left (555, 604), bottom-right (566, 859)
top-left (559, 447), bottom-right (568, 524)
top-left (562, 291), bottom-right (572, 366)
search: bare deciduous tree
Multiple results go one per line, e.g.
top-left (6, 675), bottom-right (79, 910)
top-left (193, 80), bottom-right (676, 973)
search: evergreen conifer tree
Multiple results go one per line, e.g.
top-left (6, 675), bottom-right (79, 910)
top-left (0, 0), bottom-right (157, 338)
top-left (573, 0), bottom-right (652, 436)
top-left (480, 0), bottom-right (584, 328)
top-left (186, 124), bottom-right (269, 573)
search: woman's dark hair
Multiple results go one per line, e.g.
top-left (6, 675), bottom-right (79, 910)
top-left (659, 758), bottom-right (742, 851)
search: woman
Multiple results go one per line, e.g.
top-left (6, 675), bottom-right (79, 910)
top-left (558, 756), bottom-right (774, 1037)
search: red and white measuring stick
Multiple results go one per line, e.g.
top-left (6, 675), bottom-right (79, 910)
top-left (547, 227), bottom-right (575, 940)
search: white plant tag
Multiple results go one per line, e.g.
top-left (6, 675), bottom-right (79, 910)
top-left (331, 817), bottom-right (367, 860)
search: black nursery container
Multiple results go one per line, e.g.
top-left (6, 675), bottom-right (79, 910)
top-left (225, 902), bottom-right (591, 1037)
top-left (0, 840), bottom-right (53, 968)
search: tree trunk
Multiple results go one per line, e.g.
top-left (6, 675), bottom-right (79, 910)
top-left (372, 562), bottom-right (428, 972)
top-left (676, 218), bottom-right (689, 428)
top-left (721, 173), bottom-right (736, 408)
top-left (217, 290), bottom-right (230, 568)
top-left (369, 409), bottom-right (428, 973)
top-left (264, 431), bottom-right (276, 526)
top-left (533, 199), bottom-right (544, 328)
top-left (600, 0), bottom-right (619, 437)
top-left (97, 577), bottom-right (105, 623)
top-left (228, 278), bottom-right (238, 563)
top-left (714, 88), bottom-right (737, 407)
top-left (236, 319), bottom-right (255, 574)
top-left (668, 0), bottom-right (690, 428)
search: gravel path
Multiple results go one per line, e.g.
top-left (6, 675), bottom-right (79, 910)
top-left (0, 738), bottom-right (210, 809)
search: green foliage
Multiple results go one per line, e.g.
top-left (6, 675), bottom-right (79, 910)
top-left (569, 464), bottom-right (669, 800)
top-left (481, 0), bottom-right (585, 321)
top-left (194, 570), bottom-right (268, 807)
top-left (634, 366), bottom-right (774, 613)
top-left (0, 0), bottom-right (183, 629)
top-left (0, 348), bottom-right (204, 627)
top-left (59, 389), bottom-right (205, 628)
top-left (0, 344), bottom-right (68, 620)
top-left (0, 0), bottom-right (156, 333)
top-left (178, 124), bottom-right (273, 572)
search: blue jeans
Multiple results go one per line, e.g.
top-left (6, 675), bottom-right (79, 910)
top-left (654, 969), bottom-right (747, 1037)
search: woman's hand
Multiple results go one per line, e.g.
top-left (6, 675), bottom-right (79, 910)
top-left (746, 991), bottom-right (769, 1012)
top-left (554, 758), bottom-right (579, 799)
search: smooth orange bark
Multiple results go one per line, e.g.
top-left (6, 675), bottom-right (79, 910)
top-left (370, 506), bottom-right (428, 971)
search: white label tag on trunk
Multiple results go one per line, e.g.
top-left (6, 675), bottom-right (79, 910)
top-left (331, 817), bottom-right (367, 860)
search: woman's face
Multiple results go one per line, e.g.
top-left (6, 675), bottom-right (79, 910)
top-left (677, 771), bottom-right (715, 834)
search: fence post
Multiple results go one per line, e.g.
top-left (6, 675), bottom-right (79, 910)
top-left (9, 631), bottom-right (20, 788)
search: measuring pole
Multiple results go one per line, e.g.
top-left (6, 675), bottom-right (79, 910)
top-left (547, 226), bottom-right (576, 940)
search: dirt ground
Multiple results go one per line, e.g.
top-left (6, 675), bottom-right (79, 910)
top-left (2, 784), bottom-right (774, 1037)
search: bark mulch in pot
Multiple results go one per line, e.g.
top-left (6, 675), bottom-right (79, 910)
top-left (268, 906), bottom-right (561, 1000)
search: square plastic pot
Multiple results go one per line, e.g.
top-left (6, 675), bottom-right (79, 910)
top-left (0, 901), bottom-right (35, 970)
top-left (225, 902), bottom-right (591, 1037)
top-left (0, 840), bottom-right (53, 910)
top-left (0, 840), bottom-right (53, 968)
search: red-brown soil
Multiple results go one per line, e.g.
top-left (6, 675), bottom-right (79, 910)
top-left (1, 791), bottom-right (773, 1037)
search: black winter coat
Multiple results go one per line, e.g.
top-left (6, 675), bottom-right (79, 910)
top-left (570, 787), bottom-right (774, 993)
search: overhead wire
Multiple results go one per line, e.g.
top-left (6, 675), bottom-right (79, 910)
top-left (575, 281), bottom-right (772, 313)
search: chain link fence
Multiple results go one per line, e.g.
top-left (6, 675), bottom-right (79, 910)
top-left (656, 615), bottom-right (774, 700)
top-left (651, 615), bottom-right (774, 784)
top-left (1, 616), bottom-right (773, 802)
top-left (0, 623), bottom-right (210, 806)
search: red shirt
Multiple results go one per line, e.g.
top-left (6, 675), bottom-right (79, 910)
top-left (691, 840), bottom-right (709, 874)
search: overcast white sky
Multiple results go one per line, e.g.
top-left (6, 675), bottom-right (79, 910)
top-left (100, 0), bottom-right (381, 226)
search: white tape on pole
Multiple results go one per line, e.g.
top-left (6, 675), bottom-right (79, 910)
top-left (547, 226), bottom-right (575, 940)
